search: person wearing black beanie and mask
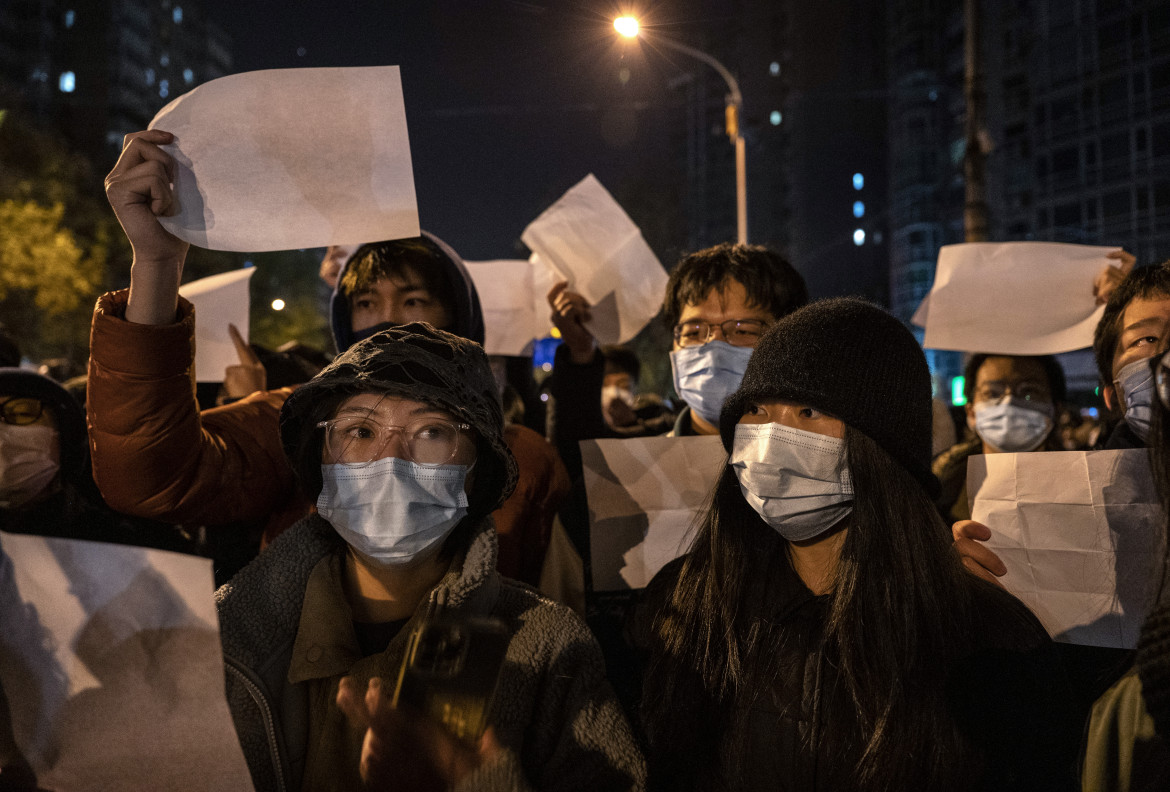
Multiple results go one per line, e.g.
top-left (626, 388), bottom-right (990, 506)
top-left (633, 298), bottom-right (1080, 792)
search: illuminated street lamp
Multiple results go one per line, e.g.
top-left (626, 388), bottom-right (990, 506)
top-left (615, 16), bottom-right (747, 244)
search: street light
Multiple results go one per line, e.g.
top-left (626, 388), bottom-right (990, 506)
top-left (615, 16), bottom-right (748, 245)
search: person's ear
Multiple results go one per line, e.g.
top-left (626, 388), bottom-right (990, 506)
top-left (1102, 383), bottom-right (1119, 413)
top-left (965, 402), bottom-right (976, 433)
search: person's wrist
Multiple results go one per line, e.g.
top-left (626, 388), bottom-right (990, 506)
top-left (566, 338), bottom-right (597, 365)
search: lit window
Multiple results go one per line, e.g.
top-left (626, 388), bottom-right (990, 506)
top-left (183, 68), bottom-right (194, 84)
top-left (173, 6), bottom-right (182, 23)
top-left (852, 172), bottom-right (864, 190)
top-left (853, 229), bottom-right (866, 246)
top-left (145, 67), bottom-right (155, 86)
top-left (853, 200), bottom-right (865, 218)
top-left (769, 110), bottom-right (782, 126)
top-left (160, 53), bottom-right (170, 67)
top-left (769, 61), bottom-right (780, 77)
top-left (159, 80), bottom-right (169, 98)
top-left (64, 10), bottom-right (75, 28)
top-left (58, 71), bottom-right (75, 93)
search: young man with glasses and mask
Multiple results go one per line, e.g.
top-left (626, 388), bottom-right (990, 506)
top-left (546, 242), bottom-right (807, 479)
top-left (218, 322), bottom-right (643, 792)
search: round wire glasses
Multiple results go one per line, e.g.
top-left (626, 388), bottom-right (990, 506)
top-left (317, 414), bottom-right (473, 466)
top-left (0, 398), bottom-right (45, 426)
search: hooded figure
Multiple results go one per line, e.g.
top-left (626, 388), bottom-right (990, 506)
top-left (329, 232), bottom-right (485, 353)
top-left (0, 368), bottom-right (190, 550)
top-left (217, 324), bottom-right (643, 792)
top-left (87, 231), bottom-right (569, 582)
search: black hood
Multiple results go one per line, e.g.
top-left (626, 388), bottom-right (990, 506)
top-left (0, 368), bottom-right (93, 497)
top-left (280, 323), bottom-right (518, 520)
top-left (329, 231), bottom-right (485, 354)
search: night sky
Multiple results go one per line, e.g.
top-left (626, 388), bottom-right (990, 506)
top-left (196, 0), bottom-right (701, 261)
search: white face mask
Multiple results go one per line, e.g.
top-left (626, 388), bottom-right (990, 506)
top-left (972, 397), bottom-right (1053, 452)
top-left (600, 385), bottom-right (635, 410)
top-left (317, 457), bottom-right (470, 567)
top-left (730, 423), bottom-right (854, 543)
top-left (670, 341), bottom-right (754, 427)
top-left (0, 424), bottom-right (61, 509)
top-left (1114, 356), bottom-right (1155, 443)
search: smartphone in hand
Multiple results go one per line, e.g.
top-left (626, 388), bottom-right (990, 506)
top-left (391, 614), bottom-right (510, 743)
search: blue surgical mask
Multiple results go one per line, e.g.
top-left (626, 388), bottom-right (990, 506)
top-left (1114, 357), bottom-right (1155, 443)
top-left (317, 457), bottom-right (469, 566)
top-left (729, 423), bottom-right (854, 542)
top-left (972, 397), bottom-right (1053, 452)
top-left (670, 341), bottom-right (754, 427)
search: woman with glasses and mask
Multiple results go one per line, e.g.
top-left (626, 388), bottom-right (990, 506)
top-left (219, 323), bottom-right (643, 792)
top-left (0, 368), bottom-right (190, 549)
top-left (1083, 347), bottom-right (1170, 790)
top-left (933, 353), bottom-right (1067, 522)
top-left (633, 299), bottom-right (1079, 792)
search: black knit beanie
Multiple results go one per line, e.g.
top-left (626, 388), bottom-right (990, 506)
top-left (719, 297), bottom-right (937, 494)
top-left (280, 323), bottom-right (518, 519)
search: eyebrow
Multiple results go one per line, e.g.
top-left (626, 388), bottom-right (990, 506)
top-left (1121, 317), bottom-right (1165, 334)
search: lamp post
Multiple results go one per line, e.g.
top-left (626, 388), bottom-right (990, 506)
top-left (615, 17), bottom-right (748, 245)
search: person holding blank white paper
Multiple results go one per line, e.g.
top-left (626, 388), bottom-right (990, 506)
top-left (92, 129), bottom-right (569, 585)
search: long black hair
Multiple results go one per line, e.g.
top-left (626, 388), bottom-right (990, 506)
top-left (641, 425), bottom-right (1042, 791)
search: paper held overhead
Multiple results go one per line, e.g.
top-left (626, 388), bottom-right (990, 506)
top-left (521, 175), bottom-right (667, 345)
top-left (149, 66), bottom-right (419, 252)
top-left (914, 242), bottom-right (1117, 355)
top-left (178, 267), bottom-right (255, 383)
top-left (968, 449), bottom-right (1164, 649)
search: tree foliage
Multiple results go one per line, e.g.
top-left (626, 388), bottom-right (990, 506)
top-left (0, 102), bottom-right (115, 363)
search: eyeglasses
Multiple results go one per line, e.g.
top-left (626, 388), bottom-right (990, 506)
top-left (672, 318), bottom-right (769, 348)
top-left (1150, 350), bottom-right (1170, 410)
top-left (0, 398), bottom-right (45, 426)
top-left (973, 381), bottom-right (1052, 404)
top-left (317, 415), bottom-right (473, 467)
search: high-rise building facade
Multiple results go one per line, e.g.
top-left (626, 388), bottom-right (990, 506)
top-left (888, 0), bottom-right (1170, 398)
top-left (662, 0), bottom-right (889, 303)
top-left (1, 0), bottom-right (230, 164)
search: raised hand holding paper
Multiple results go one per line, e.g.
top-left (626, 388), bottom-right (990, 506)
top-left (521, 175), bottom-right (667, 345)
top-left (148, 66), bottom-right (419, 252)
top-left (914, 242), bottom-right (1117, 354)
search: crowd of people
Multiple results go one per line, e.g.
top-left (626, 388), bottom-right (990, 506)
top-left (3, 125), bottom-right (1170, 791)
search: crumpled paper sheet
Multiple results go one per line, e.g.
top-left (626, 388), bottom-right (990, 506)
top-left (149, 66), bottom-right (419, 252)
top-left (968, 449), bottom-right (1164, 648)
top-left (0, 531), bottom-right (254, 790)
top-left (521, 175), bottom-right (667, 345)
top-left (913, 242), bottom-right (1116, 354)
top-left (582, 435), bottom-right (726, 591)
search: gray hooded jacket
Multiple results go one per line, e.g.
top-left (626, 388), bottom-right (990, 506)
top-left (217, 513), bottom-right (645, 792)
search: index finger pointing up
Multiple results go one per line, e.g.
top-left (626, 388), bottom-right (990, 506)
top-left (228, 323), bottom-right (260, 365)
